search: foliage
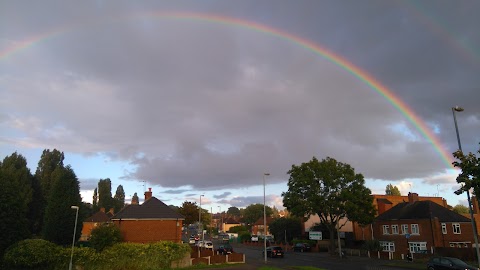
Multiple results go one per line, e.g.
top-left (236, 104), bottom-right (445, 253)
top-left (362, 240), bottom-right (382, 252)
top-left (385, 183), bottom-right (401, 196)
top-left (113, 184), bottom-right (125, 213)
top-left (452, 204), bottom-right (469, 214)
top-left (227, 225), bottom-right (248, 233)
top-left (242, 203), bottom-right (273, 225)
top-left (227, 206), bottom-right (241, 217)
top-left (132, 192), bottom-right (139, 204)
top-left (179, 201), bottom-right (200, 225)
top-left (42, 165), bottom-right (83, 245)
top-left (282, 156), bottom-right (376, 253)
top-left (98, 178), bottom-right (114, 211)
top-left (93, 187), bottom-right (99, 211)
top-left (3, 239), bottom-right (61, 269)
top-left (89, 223), bottom-right (123, 252)
top-left (238, 231), bottom-right (252, 242)
top-left (453, 147), bottom-right (480, 200)
top-left (268, 217), bottom-right (303, 243)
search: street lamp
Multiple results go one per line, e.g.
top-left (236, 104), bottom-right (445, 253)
top-left (451, 106), bottom-right (480, 268)
top-left (263, 173), bottom-right (270, 263)
top-left (69, 206), bottom-right (79, 270)
top-left (199, 195), bottom-right (204, 240)
top-left (218, 206), bottom-right (222, 232)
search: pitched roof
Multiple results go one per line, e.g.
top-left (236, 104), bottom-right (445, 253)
top-left (377, 198), bottom-right (393, 204)
top-left (254, 217), bottom-right (275, 225)
top-left (111, 197), bottom-right (185, 220)
top-left (224, 217), bottom-right (240, 224)
top-left (376, 200), bottom-right (470, 222)
top-left (85, 210), bottom-right (112, 222)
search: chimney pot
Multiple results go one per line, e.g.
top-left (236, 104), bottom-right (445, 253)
top-left (145, 188), bottom-right (153, 201)
top-left (408, 192), bottom-right (419, 203)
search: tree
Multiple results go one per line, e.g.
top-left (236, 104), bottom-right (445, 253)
top-left (132, 192), bottom-right (139, 204)
top-left (0, 167), bottom-right (30, 257)
top-left (227, 206), bottom-right (241, 217)
top-left (92, 187), bottom-right (98, 212)
top-left (178, 201), bottom-right (199, 225)
top-left (42, 165), bottom-right (83, 245)
top-left (268, 217), bottom-right (303, 243)
top-left (452, 204), bottom-right (469, 214)
top-left (385, 184), bottom-right (401, 196)
top-left (113, 185), bottom-right (125, 213)
top-left (282, 156), bottom-right (376, 254)
top-left (243, 203), bottom-right (273, 226)
top-left (228, 225), bottom-right (248, 233)
top-left (453, 147), bottom-right (480, 202)
top-left (89, 223), bottom-right (122, 251)
top-left (35, 149), bottom-right (64, 233)
top-left (98, 178), bottom-right (114, 211)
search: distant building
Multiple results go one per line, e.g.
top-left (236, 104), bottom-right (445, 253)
top-left (80, 207), bottom-right (114, 241)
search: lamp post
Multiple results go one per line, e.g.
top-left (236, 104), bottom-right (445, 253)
top-left (263, 173), bottom-right (270, 263)
top-left (451, 106), bottom-right (480, 268)
top-left (218, 206), bottom-right (222, 232)
top-left (69, 206), bottom-right (79, 270)
top-left (199, 195), bottom-right (204, 240)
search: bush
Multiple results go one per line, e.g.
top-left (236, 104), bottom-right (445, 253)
top-left (362, 239), bottom-right (382, 252)
top-left (89, 223), bottom-right (122, 252)
top-left (238, 231), bottom-right (252, 242)
top-left (3, 239), bottom-right (61, 269)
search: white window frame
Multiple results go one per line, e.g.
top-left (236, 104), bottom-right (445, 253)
top-left (401, 224), bottom-right (409, 234)
top-left (411, 224), bottom-right (419, 235)
top-left (441, 223), bottom-right (447, 234)
top-left (408, 242), bottom-right (427, 253)
top-left (380, 241), bottom-right (395, 252)
top-left (452, 223), bottom-right (461, 234)
top-left (383, 225), bottom-right (390, 235)
top-left (391, 225), bottom-right (399, 235)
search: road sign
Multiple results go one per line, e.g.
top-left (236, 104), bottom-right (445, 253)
top-left (309, 231), bottom-right (322, 240)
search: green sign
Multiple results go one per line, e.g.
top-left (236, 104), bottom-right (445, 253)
top-left (309, 231), bottom-right (322, 240)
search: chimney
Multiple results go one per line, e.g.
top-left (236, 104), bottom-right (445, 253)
top-left (145, 187), bottom-right (152, 201)
top-left (132, 195), bottom-right (139, 205)
top-left (408, 192), bottom-right (419, 203)
top-left (100, 207), bottom-right (105, 213)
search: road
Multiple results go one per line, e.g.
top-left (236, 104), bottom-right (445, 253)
top-left (221, 242), bottom-right (410, 270)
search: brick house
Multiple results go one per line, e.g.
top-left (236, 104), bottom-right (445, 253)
top-left (222, 217), bottom-right (241, 233)
top-left (353, 193), bottom-right (448, 241)
top-left (80, 207), bottom-right (114, 241)
top-left (252, 217), bottom-right (275, 236)
top-left (111, 188), bottom-right (185, 243)
top-left (373, 193), bottom-right (473, 257)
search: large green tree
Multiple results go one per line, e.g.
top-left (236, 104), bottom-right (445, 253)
top-left (35, 149), bottom-right (64, 233)
top-left (179, 201), bottom-right (199, 225)
top-left (42, 165), bottom-right (83, 245)
top-left (227, 206), bottom-right (241, 217)
top-left (0, 154), bottom-right (32, 256)
top-left (98, 178), bottom-right (114, 211)
top-left (243, 203), bottom-right (273, 226)
top-left (452, 204), bottom-right (469, 214)
top-left (453, 146), bottom-right (480, 202)
top-left (282, 156), bottom-right (376, 254)
top-left (268, 217), bottom-right (303, 243)
top-left (92, 187), bottom-right (98, 212)
top-left (113, 185), bottom-right (125, 213)
top-left (385, 184), bottom-right (401, 196)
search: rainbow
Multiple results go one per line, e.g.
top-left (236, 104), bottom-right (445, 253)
top-left (0, 11), bottom-right (455, 168)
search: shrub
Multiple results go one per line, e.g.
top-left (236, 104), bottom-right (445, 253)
top-left (3, 239), bottom-right (61, 269)
top-left (89, 223), bottom-right (122, 252)
top-left (362, 239), bottom-right (382, 252)
top-left (238, 231), bottom-right (252, 242)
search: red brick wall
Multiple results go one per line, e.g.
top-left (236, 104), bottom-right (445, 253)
top-left (113, 220), bottom-right (183, 243)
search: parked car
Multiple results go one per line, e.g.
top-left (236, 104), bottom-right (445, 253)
top-left (204, 241), bottom-right (214, 249)
top-left (195, 240), bottom-right (204, 247)
top-left (293, 243), bottom-right (311, 252)
top-left (216, 244), bottom-right (234, 255)
top-left (188, 237), bottom-right (196, 244)
top-left (251, 235), bottom-right (259, 242)
top-left (427, 256), bottom-right (478, 270)
top-left (262, 246), bottom-right (284, 258)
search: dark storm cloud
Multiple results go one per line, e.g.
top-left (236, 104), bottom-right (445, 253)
top-left (161, 189), bottom-right (190, 195)
top-left (214, 192), bottom-right (232, 199)
top-left (1, 0), bottom-right (479, 194)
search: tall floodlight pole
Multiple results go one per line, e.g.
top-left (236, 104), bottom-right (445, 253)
top-left (263, 173), bottom-right (270, 263)
top-left (199, 194), bottom-right (204, 240)
top-left (69, 206), bottom-right (79, 270)
top-left (452, 106), bottom-right (480, 268)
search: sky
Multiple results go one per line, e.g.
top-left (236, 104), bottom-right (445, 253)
top-left (1, 0), bottom-right (479, 213)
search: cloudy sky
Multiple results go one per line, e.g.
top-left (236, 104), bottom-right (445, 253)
top-left (1, 0), bottom-right (479, 211)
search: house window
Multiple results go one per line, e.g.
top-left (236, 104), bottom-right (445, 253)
top-left (449, 242), bottom-right (470, 248)
top-left (452, 223), bottom-right (461, 234)
top-left (380, 241), bottom-right (395, 252)
top-left (391, 225), bottom-right (399, 234)
top-left (441, 223), bottom-right (447, 234)
top-left (409, 242), bottom-right (427, 253)
top-left (401, 224), bottom-right (409, 234)
top-left (383, 225), bottom-right (390, 235)
top-left (411, 224), bottom-right (419, 235)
